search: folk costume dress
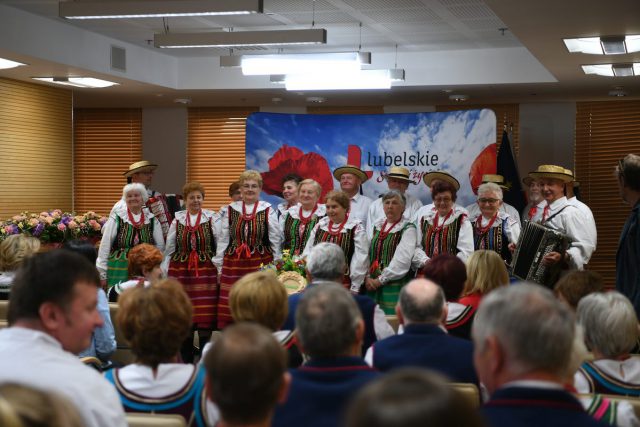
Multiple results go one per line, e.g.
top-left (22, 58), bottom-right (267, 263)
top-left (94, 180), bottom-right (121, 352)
top-left (110, 189), bottom-right (180, 241)
top-left (470, 211), bottom-right (521, 264)
top-left (367, 217), bottom-right (417, 314)
top-left (280, 203), bottom-right (327, 256)
top-left (412, 204), bottom-right (474, 269)
top-left (303, 215), bottom-right (369, 293)
top-left (213, 201), bottom-right (282, 329)
top-left (97, 206), bottom-right (164, 288)
top-left (164, 210), bottom-right (218, 330)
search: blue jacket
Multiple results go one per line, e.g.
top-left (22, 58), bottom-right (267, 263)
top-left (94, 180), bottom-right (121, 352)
top-left (272, 356), bottom-right (379, 427)
top-left (617, 201), bottom-right (640, 317)
top-left (371, 323), bottom-right (478, 385)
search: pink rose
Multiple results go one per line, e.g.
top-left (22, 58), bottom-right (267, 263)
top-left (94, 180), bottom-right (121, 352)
top-left (57, 223), bottom-right (66, 231)
top-left (28, 218), bottom-right (39, 227)
top-left (68, 221), bottom-right (78, 230)
top-left (40, 211), bottom-right (49, 217)
top-left (45, 217), bottom-right (54, 225)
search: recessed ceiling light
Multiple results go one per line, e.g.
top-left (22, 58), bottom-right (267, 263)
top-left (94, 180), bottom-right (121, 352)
top-left (0, 58), bottom-right (27, 69)
top-left (608, 87), bottom-right (628, 97)
top-left (306, 96), bottom-right (326, 103)
top-left (582, 63), bottom-right (640, 77)
top-left (564, 35), bottom-right (640, 55)
top-left (32, 77), bottom-right (118, 88)
top-left (174, 98), bottom-right (192, 104)
top-left (449, 94), bottom-right (469, 102)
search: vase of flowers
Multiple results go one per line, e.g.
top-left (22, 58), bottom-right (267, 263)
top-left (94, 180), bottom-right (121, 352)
top-left (261, 249), bottom-right (307, 294)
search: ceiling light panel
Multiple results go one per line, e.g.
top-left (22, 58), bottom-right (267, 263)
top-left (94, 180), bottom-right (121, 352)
top-left (284, 69), bottom-right (396, 91)
top-left (220, 52), bottom-right (370, 75)
top-left (582, 63), bottom-right (639, 77)
top-left (60, 0), bottom-right (263, 19)
top-left (0, 58), bottom-right (26, 69)
top-left (32, 77), bottom-right (119, 88)
top-left (155, 29), bottom-right (327, 48)
top-left (564, 35), bottom-right (640, 55)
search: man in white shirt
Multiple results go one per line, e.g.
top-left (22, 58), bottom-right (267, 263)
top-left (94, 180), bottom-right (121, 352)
top-left (564, 169), bottom-right (597, 252)
top-left (366, 166), bottom-right (422, 234)
top-left (466, 174), bottom-right (521, 225)
top-left (333, 164), bottom-right (373, 227)
top-left (0, 250), bottom-right (127, 427)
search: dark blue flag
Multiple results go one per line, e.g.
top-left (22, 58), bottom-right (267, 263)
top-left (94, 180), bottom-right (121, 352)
top-left (497, 130), bottom-right (526, 213)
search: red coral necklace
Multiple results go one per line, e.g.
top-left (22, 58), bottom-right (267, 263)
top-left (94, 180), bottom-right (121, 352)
top-left (299, 204), bottom-right (318, 224)
top-left (127, 208), bottom-right (145, 229)
top-left (475, 212), bottom-right (498, 235)
top-left (327, 212), bottom-right (349, 236)
top-left (432, 209), bottom-right (453, 231)
top-left (242, 201), bottom-right (259, 221)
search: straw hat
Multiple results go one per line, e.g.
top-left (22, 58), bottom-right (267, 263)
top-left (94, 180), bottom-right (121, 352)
top-left (423, 170), bottom-right (460, 191)
top-left (385, 166), bottom-right (413, 183)
top-left (333, 165), bottom-right (369, 183)
top-left (481, 174), bottom-right (508, 189)
top-left (563, 169), bottom-right (581, 187)
top-left (124, 160), bottom-right (158, 177)
top-left (528, 165), bottom-right (573, 183)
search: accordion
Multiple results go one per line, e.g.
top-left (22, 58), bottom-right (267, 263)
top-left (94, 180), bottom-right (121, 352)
top-left (510, 221), bottom-right (568, 288)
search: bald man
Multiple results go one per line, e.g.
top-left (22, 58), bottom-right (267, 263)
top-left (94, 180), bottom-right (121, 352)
top-left (364, 279), bottom-right (478, 385)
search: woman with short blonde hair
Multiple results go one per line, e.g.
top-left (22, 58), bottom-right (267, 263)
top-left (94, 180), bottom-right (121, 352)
top-left (281, 178), bottom-right (326, 256)
top-left (0, 234), bottom-right (40, 300)
top-left (459, 250), bottom-right (509, 310)
top-left (230, 271), bottom-right (288, 331)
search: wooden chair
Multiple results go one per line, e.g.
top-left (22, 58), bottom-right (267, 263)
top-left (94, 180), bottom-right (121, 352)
top-left (450, 382), bottom-right (481, 408)
top-left (109, 302), bottom-right (136, 365)
top-left (126, 413), bottom-right (187, 427)
top-left (0, 300), bottom-right (8, 322)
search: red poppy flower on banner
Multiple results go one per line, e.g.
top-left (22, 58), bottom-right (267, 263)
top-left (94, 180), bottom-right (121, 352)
top-left (468, 143), bottom-right (497, 194)
top-left (261, 145), bottom-right (334, 201)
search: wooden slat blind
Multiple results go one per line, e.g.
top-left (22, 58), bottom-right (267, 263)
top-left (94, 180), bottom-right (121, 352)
top-left (575, 100), bottom-right (640, 287)
top-left (187, 107), bottom-right (258, 211)
top-left (436, 103), bottom-right (520, 155)
top-left (73, 109), bottom-right (142, 215)
top-left (0, 78), bottom-right (72, 218)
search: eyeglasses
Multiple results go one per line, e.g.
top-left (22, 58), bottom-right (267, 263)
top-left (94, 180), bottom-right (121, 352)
top-left (433, 197), bottom-right (452, 204)
top-left (478, 198), bottom-right (500, 204)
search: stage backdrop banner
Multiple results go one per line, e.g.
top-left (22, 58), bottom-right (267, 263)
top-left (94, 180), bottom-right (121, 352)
top-left (245, 109), bottom-right (497, 208)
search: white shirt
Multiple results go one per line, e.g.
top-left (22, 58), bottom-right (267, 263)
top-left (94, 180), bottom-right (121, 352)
top-left (279, 203), bottom-right (327, 235)
top-left (0, 327), bottom-right (126, 427)
top-left (96, 207), bottom-right (165, 280)
top-left (162, 209), bottom-right (218, 273)
top-left (522, 200), bottom-right (545, 222)
top-left (213, 201), bottom-right (282, 269)
top-left (568, 196), bottom-right (598, 258)
top-left (412, 204), bottom-right (474, 268)
top-left (366, 194), bottom-right (423, 236)
top-left (303, 216), bottom-right (370, 289)
top-left (367, 218), bottom-right (417, 285)
top-left (348, 193), bottom-right (373, 228)
top-left (540, 196), bottom-right (596, 270)
top-left (470, 211), bottom-right (521, 246)
top-left (466, 201), bottom-right (521, 226)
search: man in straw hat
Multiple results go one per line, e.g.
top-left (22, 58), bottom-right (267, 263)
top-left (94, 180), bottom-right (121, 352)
top-left (527, 164), bottom-right (596, 270)
top-left (109, 160), bottom-right (177, 239)
top-left (333, 164), bottom-right (373, 226)
top-left (465, 174), bottom-right (521, 225)
top-left (366, 166), bottom-right (423, 234)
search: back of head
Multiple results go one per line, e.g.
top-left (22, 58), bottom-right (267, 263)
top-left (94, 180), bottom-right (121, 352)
top-left (472, 283), bottom-right (575, 378)
top-left (422, 254), bottom-right (467, 301)
top-left (126, 243), bottom-right (163, 278)
top-left (0, 383), bottom-right (84, 427)
top-left (0, 235), bottom-right (41, 272)
top-left (619, 153), bottom-right (640, 191)
top-left (463, 250), bottom-right (509, 296)
top-left (204, 323), bottom-right (286, 425)
top-left (554, 270), bottom-right (604, 310)
top-left (230, 271), bottom-right (288, 331)
top-left (296, 284), bottom-right (361, 358)
top-left (306, 242), bottom-right (346, 282)
top-left (577, 291), bottom-right (638, 358)
top-left (345, 368), bottom-right (484, 427)
top-left (8, 250), bottom-right (99, 324)
top-left (62, 239), bottom-right (97, 264)
top-left (117, 278), bottom-right (192, 367)
top-left (399, 279), bottom-right (445, 325)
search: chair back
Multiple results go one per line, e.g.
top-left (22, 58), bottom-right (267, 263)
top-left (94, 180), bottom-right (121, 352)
top-left (126, 413), bottom-right (187, 427)
top-left (109, 302), bottom-right (136, 365)
top-left (450, 382), bottom-right (481, 408)
top-left (385, 315), bottom-right (400, 333)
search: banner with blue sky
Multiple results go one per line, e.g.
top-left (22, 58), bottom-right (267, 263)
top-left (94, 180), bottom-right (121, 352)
top-left (246, 110), bottom-right (497, 208)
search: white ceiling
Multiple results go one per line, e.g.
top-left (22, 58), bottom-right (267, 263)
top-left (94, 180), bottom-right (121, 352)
top-left (0, 0), bottom-right (639, 107)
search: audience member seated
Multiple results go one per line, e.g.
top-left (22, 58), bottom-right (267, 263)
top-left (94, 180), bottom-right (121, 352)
top-left (203, 323), bottom-right (290, 427)
top-left (229, 270), bottom-right (303, 367)
top-left (574, 292), bottom-right (640, 397)
top-left (473, 283), bottom-right (606, 427)
top-left (554, 270), bottom-right (605, 311)
top-left (0, 234), bottom-right (40, 300)
top-left (458, 249), bottom-right (509, 311)
top-left (104, 278), bottom-right (212, 426)
top-left (346, 368), bottom-right (485, 427)
top-left (282, 242), bottom-right (394, 355)
top-left (107, 243), bottom-right (163, 302)
top-left (272, 285), bottom-right (380, 427)
top-left (62, 239), bottom-right (116, 369)
top-left (0, 250), bottom-right (126, 427)
top-left (423, 253), bottom-right (473, 339)
top-left (0, 383), bottom-right (85, 427)
top-left (365, 279), bottom-right (478, 385)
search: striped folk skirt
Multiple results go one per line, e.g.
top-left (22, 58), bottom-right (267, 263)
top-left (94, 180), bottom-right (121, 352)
top-left (168, 258), bottom-right (218, 330)
top-left (365, 272), bottom-right (413, 315)
top-left (217, 251), bottom-right (273, 329)
top-left (106, 249), bottom-right (130, 288)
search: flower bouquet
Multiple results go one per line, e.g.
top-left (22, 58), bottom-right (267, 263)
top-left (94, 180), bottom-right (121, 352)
top-left (261, 249), bottom-right (307, 295)
top-left (0, 210), bottom-right (107, 246)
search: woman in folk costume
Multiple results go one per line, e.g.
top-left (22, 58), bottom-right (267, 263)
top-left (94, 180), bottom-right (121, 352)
top-left (97, 183), bottom-right (164, 288)
top-left (277, 173), bottom-right (302, 219)
top-left (365, 190), bottom-right (417, 314)
top-left (412, 174), bottom-right (473, 271)
top-left (164, 182), bottom-right (218, 357)
top-left (281, 179), bottom-right (326, 256)
top-left (470, 182), bottom-right (520, 264)
top-left (303, 190), bottom-right (369, 293)
top-left (214, 170), bottom-right (282, 329)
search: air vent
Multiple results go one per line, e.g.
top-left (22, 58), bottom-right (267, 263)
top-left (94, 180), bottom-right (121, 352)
top-left (111, 45), bottom-right (126, 72)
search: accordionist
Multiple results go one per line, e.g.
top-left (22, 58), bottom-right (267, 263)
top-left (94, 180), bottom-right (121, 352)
top-left (527, 164), bottom-right (596, 270)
